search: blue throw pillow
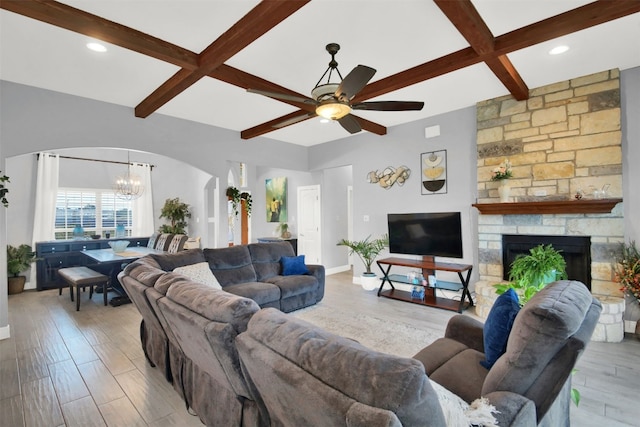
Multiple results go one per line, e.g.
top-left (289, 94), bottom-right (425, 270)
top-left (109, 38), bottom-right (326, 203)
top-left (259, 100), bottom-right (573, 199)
top-left (281, 255), bottom-right (310, 276)
top-left (480, 288), bottom-right (520, 369)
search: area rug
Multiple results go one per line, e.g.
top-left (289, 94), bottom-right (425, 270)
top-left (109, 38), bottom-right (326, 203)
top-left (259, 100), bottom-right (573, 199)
top-left (291, 304), bottom-right (443, 357)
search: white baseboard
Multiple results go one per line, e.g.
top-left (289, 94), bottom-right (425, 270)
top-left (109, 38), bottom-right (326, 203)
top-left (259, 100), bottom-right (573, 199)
top-left (0, 324), bottom-right (10, 340)
top-left (325, 265), bottom-right (351, 276)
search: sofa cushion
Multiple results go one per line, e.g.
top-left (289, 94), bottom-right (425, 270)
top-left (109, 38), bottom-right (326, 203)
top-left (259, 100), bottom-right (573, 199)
top-left (150, 249), bottom-right (206, 271)
top-left (265, 274), bottom-right (318, 299)
top-left (281, 255), bottom-right (310, 276)
top-left (481, 288), bottom-right (520, 369)
top-left (224, 282), bottom-right (281, 307)
top-left (204, 246), bottom-right (257, 286)
top-left (174, 262), bottom-right (221, 289)
top-left (248, 242), bottom-right (295, 281)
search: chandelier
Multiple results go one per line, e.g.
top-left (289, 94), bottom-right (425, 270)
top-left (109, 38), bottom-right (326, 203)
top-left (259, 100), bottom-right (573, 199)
top-left (114, 152), bottom-right (144, 200)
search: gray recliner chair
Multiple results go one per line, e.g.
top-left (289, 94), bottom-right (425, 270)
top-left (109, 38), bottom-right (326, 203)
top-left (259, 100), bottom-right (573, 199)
top-left (413, 280), bottom-right (602, 426)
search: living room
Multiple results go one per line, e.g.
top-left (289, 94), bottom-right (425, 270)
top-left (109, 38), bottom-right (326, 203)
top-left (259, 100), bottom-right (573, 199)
top-left (1, 1), bottom-right (640, 426)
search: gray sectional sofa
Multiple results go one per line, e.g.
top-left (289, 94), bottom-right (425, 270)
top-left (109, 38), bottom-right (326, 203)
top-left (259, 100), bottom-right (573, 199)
top-left (118, 241), bottom-right (324, 382)
top-left (120, 243), bottom-right (600, 426)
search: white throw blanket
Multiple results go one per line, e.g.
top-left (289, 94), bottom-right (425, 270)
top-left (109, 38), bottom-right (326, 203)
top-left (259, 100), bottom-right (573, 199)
top-left (430, 380), bottom-right (499, 427)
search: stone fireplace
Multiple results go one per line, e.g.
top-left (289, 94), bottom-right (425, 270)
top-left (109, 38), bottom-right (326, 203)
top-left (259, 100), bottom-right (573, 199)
top-left (475, 69), bottom-right (624, 298)
top-left (473, 69), bottom-right (627, 339)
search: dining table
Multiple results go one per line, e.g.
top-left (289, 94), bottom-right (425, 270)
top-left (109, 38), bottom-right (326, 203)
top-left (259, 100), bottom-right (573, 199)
top-left (82, 246), bottom-right (163, 306)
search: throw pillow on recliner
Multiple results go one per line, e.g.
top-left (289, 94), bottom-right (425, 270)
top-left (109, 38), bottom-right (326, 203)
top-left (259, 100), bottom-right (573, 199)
top-left (281, 255), bottom-right (310, 275)
top-left (480, 288), bottom-right (520, 369)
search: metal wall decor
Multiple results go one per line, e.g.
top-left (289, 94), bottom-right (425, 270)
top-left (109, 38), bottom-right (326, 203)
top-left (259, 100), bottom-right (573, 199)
top-left (421, 150), bottom-right (447, 195)
top-left (366, 166), bottom-right (411, 189)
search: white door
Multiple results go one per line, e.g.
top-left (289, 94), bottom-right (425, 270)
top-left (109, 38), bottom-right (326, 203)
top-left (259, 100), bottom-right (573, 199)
top-left (297, 185), bottom-right (321, 264)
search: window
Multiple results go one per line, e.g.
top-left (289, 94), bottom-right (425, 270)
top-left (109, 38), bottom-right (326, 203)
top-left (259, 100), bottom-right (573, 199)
top-left (55, 188), bottom-right (133, 239)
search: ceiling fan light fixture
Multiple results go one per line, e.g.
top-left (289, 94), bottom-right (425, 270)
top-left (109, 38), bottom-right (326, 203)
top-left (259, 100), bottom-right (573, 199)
top-left (315, 101), bottom-right (351, 120)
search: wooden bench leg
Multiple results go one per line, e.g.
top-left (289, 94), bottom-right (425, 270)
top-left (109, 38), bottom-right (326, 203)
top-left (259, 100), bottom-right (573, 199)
top-left (76, 286), bottom-right (81, 311)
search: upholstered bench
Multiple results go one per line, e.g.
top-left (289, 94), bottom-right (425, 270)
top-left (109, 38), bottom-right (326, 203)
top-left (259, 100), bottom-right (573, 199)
top-left (58, 267), bottom-right (109, 311)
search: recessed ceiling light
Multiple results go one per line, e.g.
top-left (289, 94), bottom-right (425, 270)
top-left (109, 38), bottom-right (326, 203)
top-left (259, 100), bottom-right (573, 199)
top-left (86, 42), bottom-right (107, 53)
top-left (549, 45), bottom-right (569, 55)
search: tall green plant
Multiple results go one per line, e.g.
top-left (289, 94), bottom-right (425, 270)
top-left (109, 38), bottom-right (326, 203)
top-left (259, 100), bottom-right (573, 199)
top-left (7, 244), bottom-right (37, 276)
top-left (337, 234), bottom-right (389, 274)
top-left (158, 197), bottom-right (191, 234)
top-left (495, 244), bottom-right (567, 305)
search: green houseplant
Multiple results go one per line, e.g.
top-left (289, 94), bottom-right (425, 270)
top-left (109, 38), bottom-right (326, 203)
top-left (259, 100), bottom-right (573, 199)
top-left (158, 197), bottom-right (191, 234)
top-left (337, 234), bottom-right (388, 290)
top-left (277, 222), bottom-right (291, 238)
top-left (0, 171), bottom-right (9, 207)
top-left (226, 186), bottom-right (252, 217)
top-left (7, 244), bottom-right (37, 294)
top-left (495, 244), bottom-right (567, 306)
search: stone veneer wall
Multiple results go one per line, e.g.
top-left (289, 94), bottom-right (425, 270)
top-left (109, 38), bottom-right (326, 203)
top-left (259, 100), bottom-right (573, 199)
top-left (475, 69), bottom-right (624, 298)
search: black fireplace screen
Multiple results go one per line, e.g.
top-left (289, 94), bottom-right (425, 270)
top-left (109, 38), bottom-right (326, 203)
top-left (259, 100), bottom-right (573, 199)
top-left (502, 234), bottom-right (591, 290)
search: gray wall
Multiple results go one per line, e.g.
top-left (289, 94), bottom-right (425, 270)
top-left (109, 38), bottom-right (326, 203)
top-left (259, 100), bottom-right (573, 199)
top-left (309, 106), bottom-right (479, 282)
top-left (254, 166), bottom-right (315, 240)
top-left (1, 66), bottom-right (639, 333)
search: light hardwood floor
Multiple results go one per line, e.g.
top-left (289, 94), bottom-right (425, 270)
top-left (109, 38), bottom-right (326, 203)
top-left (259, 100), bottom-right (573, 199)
top-left (1, 271), bottom-right (639, 426)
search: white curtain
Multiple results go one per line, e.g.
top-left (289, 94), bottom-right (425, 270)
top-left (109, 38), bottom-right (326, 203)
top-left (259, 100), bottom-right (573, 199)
top-left (32, 153), bottom-right (59, 246)
top-left (131, 162), bottom-right (154, 237)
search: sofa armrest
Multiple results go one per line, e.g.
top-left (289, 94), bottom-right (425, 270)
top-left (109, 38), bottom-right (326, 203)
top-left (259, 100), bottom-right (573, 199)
top-left (444, 315), bottom-right (485, 352)
top-left (345, 402), bottom-right (403, 427)
top-left (483, 391), bottom-right (537, 427)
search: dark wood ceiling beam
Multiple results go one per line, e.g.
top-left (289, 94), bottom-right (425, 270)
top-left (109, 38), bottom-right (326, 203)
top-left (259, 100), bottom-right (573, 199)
top-left (493, 0), bottom-right (640, 56)
top-left (0, 0), bottom-right (198, 69)
top-left (485, 56), bottom-right (529, 100)
top-left (434, 0), bottom-right (494, 55)
top-left (135, 0), bottom-right (309, 118)
top-left (434, 0), bottom-right (528, 100)
top-left (353, 48), bottom-right (480, 103)
top-left (354, 0), bottom-right (639, 105)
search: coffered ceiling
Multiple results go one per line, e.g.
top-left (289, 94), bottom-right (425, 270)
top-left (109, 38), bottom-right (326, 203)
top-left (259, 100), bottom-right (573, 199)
top-left (1, 1), bottom-right (639, 147)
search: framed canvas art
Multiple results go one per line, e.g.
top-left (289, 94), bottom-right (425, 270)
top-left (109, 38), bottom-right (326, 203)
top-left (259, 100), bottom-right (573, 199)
top-left (266, 177), bottom-right (287, 222)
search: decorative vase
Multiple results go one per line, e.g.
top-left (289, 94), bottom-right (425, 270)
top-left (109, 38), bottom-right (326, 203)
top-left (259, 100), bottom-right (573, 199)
top-left (72, 225), bottom-right (84, 239)
top-left (498, 180), bottom-right (511, 202)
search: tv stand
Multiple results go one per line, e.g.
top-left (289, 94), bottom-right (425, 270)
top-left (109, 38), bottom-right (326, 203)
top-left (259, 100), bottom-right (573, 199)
top-left (376, 257), bottom-right (473, 313)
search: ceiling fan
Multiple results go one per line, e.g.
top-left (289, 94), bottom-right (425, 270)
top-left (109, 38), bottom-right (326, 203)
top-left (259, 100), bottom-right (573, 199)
top-left (248, 43), bottom-right (425, 134)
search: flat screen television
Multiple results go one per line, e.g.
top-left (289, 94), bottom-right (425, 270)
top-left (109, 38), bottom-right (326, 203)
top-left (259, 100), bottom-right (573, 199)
top-left (387, 212), bottom-right (463, 259)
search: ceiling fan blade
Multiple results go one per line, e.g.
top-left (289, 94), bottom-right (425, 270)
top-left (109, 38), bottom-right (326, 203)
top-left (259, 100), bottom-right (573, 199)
top-left (352, 101), bottom-right (425, 111)
top-left (335, 65), bottom-right (376, 102)
top-left (272, 112), bottom-right (316, 129)
top-left (247, 89), bottom-right (317, 105)
top-left (338, 114), bottom-right (362, 134)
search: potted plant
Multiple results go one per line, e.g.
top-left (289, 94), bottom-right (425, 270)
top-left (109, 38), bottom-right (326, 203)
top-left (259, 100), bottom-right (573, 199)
top-left (158, 197), bottom-right (191, 234)
top-left (0, 171), bottom-right (9, 207)
top-left (7, 244), bottom-right (37, 294)
top-left (494, 244), bottom-right (567, 305)
top-left (615, 240), bottom-right (640, 334)
top-left (337, 234), bottom-right (389, 290)
top-left (277, 222), bottom-right (291, 239)
top-left (226, 186), bottom-right (253, 217)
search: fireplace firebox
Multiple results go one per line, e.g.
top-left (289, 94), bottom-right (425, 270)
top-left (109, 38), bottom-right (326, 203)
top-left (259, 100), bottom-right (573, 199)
top-left (502, 234), bottom-right (591, 290)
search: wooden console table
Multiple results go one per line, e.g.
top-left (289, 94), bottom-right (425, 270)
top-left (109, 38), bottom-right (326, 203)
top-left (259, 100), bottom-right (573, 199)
top-left (376, 257), bottom-right (473, 313)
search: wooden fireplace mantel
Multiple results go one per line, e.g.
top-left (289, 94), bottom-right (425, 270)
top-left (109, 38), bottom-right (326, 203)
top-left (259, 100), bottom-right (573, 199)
top-left (472, 198), bottom-right (622, 215)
